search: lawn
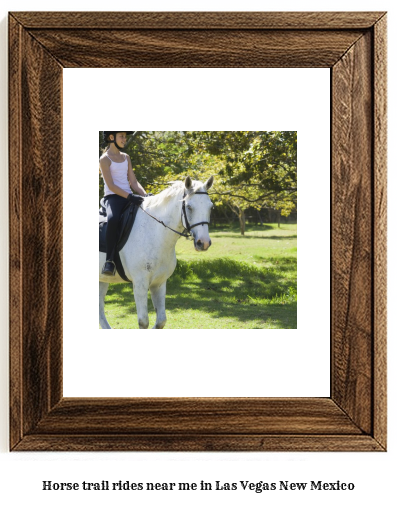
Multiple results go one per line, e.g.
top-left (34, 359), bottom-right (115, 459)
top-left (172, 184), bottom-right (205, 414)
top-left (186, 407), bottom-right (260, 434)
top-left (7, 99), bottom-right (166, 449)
top-left (103, 223), bottom-right (297, 329)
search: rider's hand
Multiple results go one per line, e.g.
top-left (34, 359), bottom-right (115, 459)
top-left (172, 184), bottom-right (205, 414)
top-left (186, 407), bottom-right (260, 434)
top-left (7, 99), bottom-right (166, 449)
top-left (127, 194), bottom-right (144, 206)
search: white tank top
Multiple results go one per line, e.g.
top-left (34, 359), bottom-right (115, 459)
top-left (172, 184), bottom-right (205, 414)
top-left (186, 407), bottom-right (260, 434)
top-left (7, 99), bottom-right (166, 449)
top-left (103, 153), bottom-right (131, 197)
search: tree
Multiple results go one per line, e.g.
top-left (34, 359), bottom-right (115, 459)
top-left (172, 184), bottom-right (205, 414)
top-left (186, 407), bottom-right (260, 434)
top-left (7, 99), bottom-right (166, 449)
top-left (182, 131), bottom-right (297, 234)
top-left (98, 131), bottom-right (297, 235)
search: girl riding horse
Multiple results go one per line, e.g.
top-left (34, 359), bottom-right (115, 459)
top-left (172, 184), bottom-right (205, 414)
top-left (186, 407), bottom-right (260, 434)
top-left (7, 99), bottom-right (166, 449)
top-left (100, 131), bottom-right (147, 276)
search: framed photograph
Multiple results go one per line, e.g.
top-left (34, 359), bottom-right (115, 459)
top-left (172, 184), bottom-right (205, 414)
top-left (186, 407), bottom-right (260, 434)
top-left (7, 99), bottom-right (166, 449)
top-left (9, 11), bottom-right (387, 451)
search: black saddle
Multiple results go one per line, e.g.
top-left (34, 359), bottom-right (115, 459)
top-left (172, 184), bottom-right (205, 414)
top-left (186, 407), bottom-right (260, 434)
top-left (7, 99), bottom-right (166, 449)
top-left (99, 198), bottom-right (139, 282)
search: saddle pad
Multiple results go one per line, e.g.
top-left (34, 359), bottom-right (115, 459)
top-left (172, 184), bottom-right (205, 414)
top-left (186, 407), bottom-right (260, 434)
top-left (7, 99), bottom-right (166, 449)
top-left (99, 203), bottom-right (139, 254)
top-left (99, 203), bottom-right (139, 282)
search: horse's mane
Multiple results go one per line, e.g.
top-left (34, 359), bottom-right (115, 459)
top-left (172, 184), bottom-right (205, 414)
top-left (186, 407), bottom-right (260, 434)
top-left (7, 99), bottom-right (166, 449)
top-left (143, 180), bottom-right (204, 211)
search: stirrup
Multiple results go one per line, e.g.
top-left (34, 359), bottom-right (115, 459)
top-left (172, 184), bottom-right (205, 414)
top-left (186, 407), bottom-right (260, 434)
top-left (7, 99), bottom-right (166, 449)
top-left (102, 260), bottom-right (116, 276)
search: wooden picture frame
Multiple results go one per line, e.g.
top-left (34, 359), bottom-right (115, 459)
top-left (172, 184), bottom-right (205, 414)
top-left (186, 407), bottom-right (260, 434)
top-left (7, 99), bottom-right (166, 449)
top-left (9, 11), bottom-right (387, 451)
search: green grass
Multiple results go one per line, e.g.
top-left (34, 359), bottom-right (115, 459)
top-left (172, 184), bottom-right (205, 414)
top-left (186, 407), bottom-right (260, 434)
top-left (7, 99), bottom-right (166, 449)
top-left (103, 223), bottom-right (297, 329)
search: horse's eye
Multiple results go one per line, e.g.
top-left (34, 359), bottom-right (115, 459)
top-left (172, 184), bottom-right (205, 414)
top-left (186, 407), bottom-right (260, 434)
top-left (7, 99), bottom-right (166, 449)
top-left (187, 205), bottom-right (192, 211)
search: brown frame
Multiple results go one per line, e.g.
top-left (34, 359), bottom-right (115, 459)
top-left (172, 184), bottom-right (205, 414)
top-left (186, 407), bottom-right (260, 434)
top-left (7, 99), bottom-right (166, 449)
top-left (9, 11), bottom-right (387, 452)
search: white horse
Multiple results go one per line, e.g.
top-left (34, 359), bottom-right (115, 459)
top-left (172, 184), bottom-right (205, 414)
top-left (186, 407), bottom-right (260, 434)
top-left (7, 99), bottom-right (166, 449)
top-left (99, 176), bottom-right (214, 329)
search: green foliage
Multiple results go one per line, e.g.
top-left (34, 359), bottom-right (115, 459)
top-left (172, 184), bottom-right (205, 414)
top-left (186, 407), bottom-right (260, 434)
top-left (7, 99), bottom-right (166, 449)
top-left (182, 131), bottom-right (297, 215)
top-left (98, 131), bottom-right (297, 223)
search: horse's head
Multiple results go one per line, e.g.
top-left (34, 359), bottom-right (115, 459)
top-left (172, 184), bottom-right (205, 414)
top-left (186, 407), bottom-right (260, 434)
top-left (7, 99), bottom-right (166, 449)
top-left (184, 176), bottom-right (214, 251)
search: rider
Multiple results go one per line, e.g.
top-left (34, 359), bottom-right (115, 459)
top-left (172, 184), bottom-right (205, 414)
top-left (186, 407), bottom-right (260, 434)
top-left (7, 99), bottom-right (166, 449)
top-left (100, 131), bottom-right (146, 276)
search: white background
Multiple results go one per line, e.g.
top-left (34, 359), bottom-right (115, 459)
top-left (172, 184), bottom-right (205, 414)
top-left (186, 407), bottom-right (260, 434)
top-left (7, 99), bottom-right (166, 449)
top-left (0, 1), bottom-right (395, 506)
top-left (63, 68), bottom-right (330, 398)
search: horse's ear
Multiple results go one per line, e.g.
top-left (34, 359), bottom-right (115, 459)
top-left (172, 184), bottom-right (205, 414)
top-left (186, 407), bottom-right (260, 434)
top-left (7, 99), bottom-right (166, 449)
top-left (204, 175), bottom-right (214, 190)
top-left (185, 176), bottom-right (193, 191)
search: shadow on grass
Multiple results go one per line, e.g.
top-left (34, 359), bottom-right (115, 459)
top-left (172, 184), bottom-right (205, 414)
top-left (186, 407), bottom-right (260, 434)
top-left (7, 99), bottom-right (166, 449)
top-left (106, 258), bottom-right (297, 329)
top-left (212, 233), bottom-right (297, 240)
top-left (166, 294), bottom-right (297, 329)
top-left (253, 256), bottom-right (297, 270)
top-left (211, 224), bottom-right (275, 232)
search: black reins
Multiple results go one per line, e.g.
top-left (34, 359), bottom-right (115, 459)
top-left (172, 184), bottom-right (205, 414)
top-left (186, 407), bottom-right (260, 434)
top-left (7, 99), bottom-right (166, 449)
top-left (139, 191), bottom-right (210, 240)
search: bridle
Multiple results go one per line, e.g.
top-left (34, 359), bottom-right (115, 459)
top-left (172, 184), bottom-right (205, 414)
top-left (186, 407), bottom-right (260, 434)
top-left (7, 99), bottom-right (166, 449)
top-left (181, 191), bottom-right (210, 233)
top-left (139, 191), bottom-right (211, 240)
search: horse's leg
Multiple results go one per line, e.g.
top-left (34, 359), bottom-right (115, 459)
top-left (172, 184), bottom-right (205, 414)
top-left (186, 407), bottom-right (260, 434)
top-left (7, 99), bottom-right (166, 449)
top-left (99, 282), bottom-right (112, 329)
top-left (150, 282), bottom-right (167, 329)
top-left (133, 281), bottom-right (150, 329)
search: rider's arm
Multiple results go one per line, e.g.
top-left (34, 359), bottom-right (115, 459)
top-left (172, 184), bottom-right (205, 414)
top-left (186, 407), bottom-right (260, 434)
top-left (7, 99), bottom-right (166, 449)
top-left (99, 156), bottom-right (130, 198)
top-left (127, 155), bottom-right (146, 196)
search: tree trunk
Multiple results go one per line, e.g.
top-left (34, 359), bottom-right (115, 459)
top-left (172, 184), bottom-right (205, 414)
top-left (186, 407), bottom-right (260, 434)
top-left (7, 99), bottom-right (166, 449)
top-left (239, 208), bottom-right (246, 235)
top-left (227, 203), bottom-right (246, 235)
top-left (222, 208), bottom-right (234, 224)
top-left (257, 209), bottom-right (264, 226)
top-left (277, 210), bottom-right (281, 228)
